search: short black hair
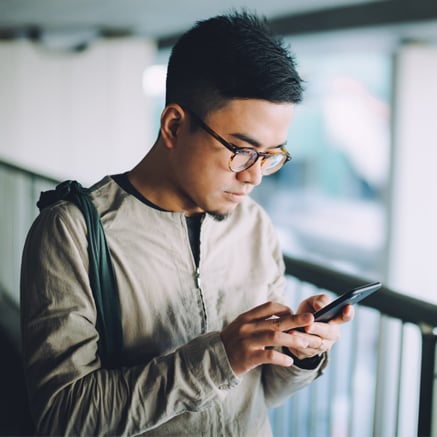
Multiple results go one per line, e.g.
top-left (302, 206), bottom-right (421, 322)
top-left (166, 11), bottom-right (304, 118)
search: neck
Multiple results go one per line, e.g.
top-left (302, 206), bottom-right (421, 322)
top-left (128, 141), bottom-right (198, 215)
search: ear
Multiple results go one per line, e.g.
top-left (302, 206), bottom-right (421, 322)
top-left (160, 104), bottom-right (187, 149)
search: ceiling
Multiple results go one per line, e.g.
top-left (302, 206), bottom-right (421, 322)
top-left (1, 0), bottom-right (436, 51)
top-left (0, 0), bottom-right (386, 39)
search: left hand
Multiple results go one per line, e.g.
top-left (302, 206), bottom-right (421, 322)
top-left (286, 294), bottom-right (355, 360)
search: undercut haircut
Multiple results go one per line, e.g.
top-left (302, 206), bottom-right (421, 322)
top-left (165, 11), bottom-right (304, 119)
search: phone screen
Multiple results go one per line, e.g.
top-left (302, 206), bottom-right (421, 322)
top-left (313, 281), bottom-right (382, 323)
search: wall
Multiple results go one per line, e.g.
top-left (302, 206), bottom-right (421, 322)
top-left (0, 37), bottom-right (156, 185)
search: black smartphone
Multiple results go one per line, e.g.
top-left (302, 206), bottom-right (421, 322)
top-left (312, 281), bottom-right (382, 323)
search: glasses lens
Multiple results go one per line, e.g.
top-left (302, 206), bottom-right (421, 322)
top-left (262, 154), bottom-right (287, 175)
top-left (230, 150), bottom-right (258, 172)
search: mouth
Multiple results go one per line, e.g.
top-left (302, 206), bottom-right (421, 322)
top-left (223, 191), bottom-right (248, 203)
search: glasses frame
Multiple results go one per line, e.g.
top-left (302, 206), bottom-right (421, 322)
top-left (184, 107), bottom-right (291, 175)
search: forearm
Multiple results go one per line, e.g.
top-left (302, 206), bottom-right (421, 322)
top-left (32, 332), bottom-right (238, 436)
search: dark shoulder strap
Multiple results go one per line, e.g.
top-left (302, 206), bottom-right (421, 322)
top-left (37, 180), bottom-right (123, 369)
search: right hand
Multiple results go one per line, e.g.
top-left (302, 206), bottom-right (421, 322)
top-left (220, 301), bottom-right (315, 377)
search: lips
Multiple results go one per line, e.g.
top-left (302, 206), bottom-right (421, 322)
top-left (225, 187), bottom-right (251, 196)
top-left (223, 191), bottom-right (249, 203)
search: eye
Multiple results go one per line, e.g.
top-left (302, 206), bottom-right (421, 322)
top-left (235, 147), bottom-right (255, 155)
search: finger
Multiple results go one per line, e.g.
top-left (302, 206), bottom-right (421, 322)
top-left (298, 293), bottom-right (331, 313)
top-left (288, 334), bottom-right (331, 360)
top-left (239, 301), bottom-right (292, 323)
top-left (253, 312), bottom-right (314, 333)
top-left (280, 312), bottom-right (314, 332)
top-left (287, 330), bottom-right (326, 350)
top-left (305, 321), bottom-right (340, 343)
top-left (313, 294), bottom-right (332, 312)
top-left (251, 348), bottom-right (294, 368)
top-left (245, 329), bottom-right (310, 350)
top-left (309, 336), bottom-right (329, 353)
top-left (341, 304), bottom-right (355, 322)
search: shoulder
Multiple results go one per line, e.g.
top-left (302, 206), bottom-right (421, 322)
top-left (25, 196), bottom-right (87, 256)
top-left (89, 176), bottom-right (128, 215)
top-left (26, 175), bottom-right (120, 248)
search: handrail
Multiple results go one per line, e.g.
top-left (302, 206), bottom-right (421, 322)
top-left (284, 254), bottom-right (437, 329)
top-left (0, 158), bottom-right (60, 185)
top-left (0, 284), bottom-right (21, 353)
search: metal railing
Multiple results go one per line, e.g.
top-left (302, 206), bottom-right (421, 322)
top-left (275, 255), bottom-right (437, 437)
top-left (0, 159), bottom-right (59, 305)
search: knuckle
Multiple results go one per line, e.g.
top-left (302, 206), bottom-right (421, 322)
top-left (298, 337), bottom-right (309, 349)
top-left (319, 293), bottom-right (330, 302)
top-left (272, 330), bottom-right (282, 342)
top-left (271, 317), bottom-right (281, 330)
top-left (237, 324), bottom-right (249, 336)
top-left (267, 330), bottom-right (280, 343)
top-left (239, 313), bottom-right (251, 324)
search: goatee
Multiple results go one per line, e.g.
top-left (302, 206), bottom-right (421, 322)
top-left (207, 211), bottom-right (230, 222)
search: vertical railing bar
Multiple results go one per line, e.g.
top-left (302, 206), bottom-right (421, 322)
top-left (347, 305), bottom-right (360, 437)
top-left (372, 314), bottom-right (386, 437)
top-left (395, 322), bottom-right (405, 437)
top-left (308, 282), bottom-right (322, 437)
top-left (290, 277), bottom-right (306, 437)
top-left (325, 287), bottom-right (336, 437)
top-left (309, 373), bottom-right (316, 437)
top-left (418, 330), bottom-right (437, 437)
top-left (430, 332), bottom-right (436, 437)
top-left (297, 279), bottom-right (305, 437)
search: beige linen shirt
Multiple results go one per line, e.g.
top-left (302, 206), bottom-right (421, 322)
top-left (20, 176), bottom-right (324, 436)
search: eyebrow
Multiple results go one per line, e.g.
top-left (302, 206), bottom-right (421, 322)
top-left (229, 132), bottom-right (287, 150)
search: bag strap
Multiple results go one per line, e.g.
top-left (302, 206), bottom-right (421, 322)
top-left (37, 180), bottom-right (123, 369)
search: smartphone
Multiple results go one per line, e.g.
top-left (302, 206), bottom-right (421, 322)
top-left (312, 281), bottom-right (382, 323)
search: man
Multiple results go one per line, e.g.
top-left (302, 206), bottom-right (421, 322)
top-left (20, 11), bottom-right (353, 436)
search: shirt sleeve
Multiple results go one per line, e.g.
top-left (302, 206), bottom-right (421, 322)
top-left (20, 204), bottom-right (239, 436)
top-left (262, 353), bottom-right (327, 408)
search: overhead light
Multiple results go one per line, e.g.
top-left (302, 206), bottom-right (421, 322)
top-left (142, 64), bottom-right (167, 96)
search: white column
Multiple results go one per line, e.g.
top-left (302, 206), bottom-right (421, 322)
top-left (388, 44), bottom-right (437, 305)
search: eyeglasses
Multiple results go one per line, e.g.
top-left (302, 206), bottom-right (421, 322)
top-left (185, 108), bottom-right (292, 176)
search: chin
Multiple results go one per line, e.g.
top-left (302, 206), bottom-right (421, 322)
top-left (203, 198), bottom-right (238, 221)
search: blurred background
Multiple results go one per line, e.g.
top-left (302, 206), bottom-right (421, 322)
top-left (0, 1), bottom-right (436, 436)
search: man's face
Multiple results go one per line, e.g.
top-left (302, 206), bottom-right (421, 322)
top-left (170, 99), bottom-right (295, 218)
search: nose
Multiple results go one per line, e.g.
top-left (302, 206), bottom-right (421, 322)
top-left (236, 159), bottom-right (263, 186)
